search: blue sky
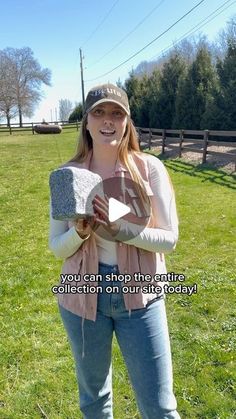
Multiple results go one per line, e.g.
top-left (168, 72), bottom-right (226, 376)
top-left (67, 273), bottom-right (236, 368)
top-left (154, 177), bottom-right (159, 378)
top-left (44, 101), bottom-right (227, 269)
top-left (0, 0), bottom-right (235, 122)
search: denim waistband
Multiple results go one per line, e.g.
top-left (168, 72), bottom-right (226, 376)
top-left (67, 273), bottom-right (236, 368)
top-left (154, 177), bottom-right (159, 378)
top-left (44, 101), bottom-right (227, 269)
top-left (98, 262), bottom-right (118, 269)
top-left (98, 262), bottom-right (119, 275)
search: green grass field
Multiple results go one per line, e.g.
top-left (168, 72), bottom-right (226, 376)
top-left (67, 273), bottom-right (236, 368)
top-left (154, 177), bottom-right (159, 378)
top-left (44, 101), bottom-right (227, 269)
top-left (1, 131), bottom-right (235, 419)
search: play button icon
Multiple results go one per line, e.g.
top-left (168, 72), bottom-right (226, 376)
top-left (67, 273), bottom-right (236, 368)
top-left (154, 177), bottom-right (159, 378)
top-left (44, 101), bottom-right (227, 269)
top-left (85, 175), bottom-right (151, 242)
top-left (108, 197), bottom-right (131, 222)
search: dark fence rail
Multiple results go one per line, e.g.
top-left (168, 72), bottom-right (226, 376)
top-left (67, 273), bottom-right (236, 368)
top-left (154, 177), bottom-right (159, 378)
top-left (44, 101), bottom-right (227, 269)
top-left (137, 128), bottom-right (236, 171)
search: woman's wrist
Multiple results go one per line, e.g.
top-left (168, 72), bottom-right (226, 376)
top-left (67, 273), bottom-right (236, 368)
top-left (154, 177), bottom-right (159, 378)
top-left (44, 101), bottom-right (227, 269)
top-left (109, 221), bottom-right (121, 237)
top-left (75, 227), bottom-right (90, 240)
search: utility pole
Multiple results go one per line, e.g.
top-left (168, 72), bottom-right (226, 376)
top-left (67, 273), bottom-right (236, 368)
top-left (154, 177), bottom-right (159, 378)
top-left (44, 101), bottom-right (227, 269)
top-left (80, 48), bottom-right (85, 109)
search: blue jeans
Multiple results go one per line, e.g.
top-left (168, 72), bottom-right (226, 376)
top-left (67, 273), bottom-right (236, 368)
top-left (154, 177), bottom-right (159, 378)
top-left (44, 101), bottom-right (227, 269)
top-left (58, 262), bottom-right (181, 419)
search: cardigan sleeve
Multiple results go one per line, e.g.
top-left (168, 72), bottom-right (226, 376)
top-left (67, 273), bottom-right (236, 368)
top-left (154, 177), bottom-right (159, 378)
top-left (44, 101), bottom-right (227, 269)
top-left (115, 155), bottom-right (179, 253)
top-left (48, 200), bottom-right (85, 259)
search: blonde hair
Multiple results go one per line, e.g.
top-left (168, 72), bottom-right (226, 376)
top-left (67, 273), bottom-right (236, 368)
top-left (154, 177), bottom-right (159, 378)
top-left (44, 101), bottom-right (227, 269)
top-left (69, 114), bottom-right (150, 210)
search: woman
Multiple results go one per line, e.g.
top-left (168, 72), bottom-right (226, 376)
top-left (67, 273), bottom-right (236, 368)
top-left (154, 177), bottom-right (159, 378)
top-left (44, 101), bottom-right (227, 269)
top-left (49, 83), bottom-right (181, 418)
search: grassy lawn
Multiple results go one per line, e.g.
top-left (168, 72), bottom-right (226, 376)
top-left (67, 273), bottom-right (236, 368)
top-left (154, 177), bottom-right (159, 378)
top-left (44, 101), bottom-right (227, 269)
top-left (0, 131), bottom-right (235, 419)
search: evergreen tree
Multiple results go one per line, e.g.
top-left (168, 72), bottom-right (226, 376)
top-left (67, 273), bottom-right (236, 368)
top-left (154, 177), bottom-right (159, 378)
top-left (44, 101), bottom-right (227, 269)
top-left (69, 103), bottom-right (83, 122)
top-left (150, 54), bottom-right (186, 129)
top-left (203, 26), bottom-right (236, 129)
top-left (124, 72), bottom-right (142, 125)
top-left (174, 47), bottom-right (217, 129)
top-left (146, 69), bottom-right (161, 128)
top-left (136, 74), bottom-right (151, 127)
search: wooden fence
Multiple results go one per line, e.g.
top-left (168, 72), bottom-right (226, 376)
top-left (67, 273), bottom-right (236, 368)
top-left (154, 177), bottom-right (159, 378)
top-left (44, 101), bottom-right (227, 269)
top-left (1, 122), bottom-right (235, 170)
top-left (0, 120), bottom-right (81, 134)
top-left (137, 128), bottom-right (236, 171)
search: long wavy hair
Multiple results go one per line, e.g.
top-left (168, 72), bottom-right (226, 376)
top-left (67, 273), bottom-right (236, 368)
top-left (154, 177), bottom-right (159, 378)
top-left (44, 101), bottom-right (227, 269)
top-left (69, 114), bottom-right (150, 209)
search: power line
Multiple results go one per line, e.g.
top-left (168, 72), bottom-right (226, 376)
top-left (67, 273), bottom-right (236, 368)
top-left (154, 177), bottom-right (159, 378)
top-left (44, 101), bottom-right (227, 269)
top-left (82, 0), bottom-right (236, 87)
top-left (148, 0), bottom-right (236, 62)
top-left (84, 0), bottom-right (205, 82)
top-left (81, 0), bottom-right (120, 48)
top-left (86, 0), bottom-right (165, 69)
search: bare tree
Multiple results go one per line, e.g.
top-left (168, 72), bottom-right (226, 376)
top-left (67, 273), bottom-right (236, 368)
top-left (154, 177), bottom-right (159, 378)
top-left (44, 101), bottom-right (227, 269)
top-left (133, 34), bottom-right (210, 78)
top-left (59, 99), bottom-right (73, 121)
top-left (212, 15), bottom-right (236, 61)
top-left (0, 51), bottom-right (18, 126)
top-left (0, 47), bottom-right (51, 126)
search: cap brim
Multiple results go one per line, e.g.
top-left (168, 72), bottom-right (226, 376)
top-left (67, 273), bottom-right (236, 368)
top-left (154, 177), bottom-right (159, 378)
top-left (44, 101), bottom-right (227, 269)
top-left (85, 99), bottom-right (130, 115)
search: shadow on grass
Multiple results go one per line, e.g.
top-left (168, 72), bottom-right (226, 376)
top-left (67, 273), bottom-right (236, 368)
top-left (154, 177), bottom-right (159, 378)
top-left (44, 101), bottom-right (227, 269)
top-left (147, 152), bottom-right (236, 190)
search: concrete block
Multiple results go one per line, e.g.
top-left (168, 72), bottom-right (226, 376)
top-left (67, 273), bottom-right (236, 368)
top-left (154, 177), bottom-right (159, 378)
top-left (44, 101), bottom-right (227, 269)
top-left (49, 167), bottom-right (103, 220)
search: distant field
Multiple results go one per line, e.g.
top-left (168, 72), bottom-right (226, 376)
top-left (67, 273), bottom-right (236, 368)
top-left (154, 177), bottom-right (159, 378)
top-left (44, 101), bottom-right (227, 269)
top-left (1, 131), bottom-right (235, 418)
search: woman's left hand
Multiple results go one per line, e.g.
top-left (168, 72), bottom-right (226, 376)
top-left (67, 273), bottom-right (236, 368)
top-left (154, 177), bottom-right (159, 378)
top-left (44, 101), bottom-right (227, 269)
top-left (92, 194), bottom-right (120, 236)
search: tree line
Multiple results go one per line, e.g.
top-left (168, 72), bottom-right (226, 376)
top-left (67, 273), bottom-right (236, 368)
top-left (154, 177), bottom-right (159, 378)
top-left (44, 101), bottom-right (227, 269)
top-left (69, 17), bottom-right (236, 130)
top-left (0, 47), bottom-right (51, 126)
top-left (122, 17), bottom-right (236, 131)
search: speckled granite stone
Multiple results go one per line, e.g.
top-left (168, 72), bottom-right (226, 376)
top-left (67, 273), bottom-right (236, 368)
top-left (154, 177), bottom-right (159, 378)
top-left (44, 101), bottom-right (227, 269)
top-left (49, 167), bottom-right (103, 220)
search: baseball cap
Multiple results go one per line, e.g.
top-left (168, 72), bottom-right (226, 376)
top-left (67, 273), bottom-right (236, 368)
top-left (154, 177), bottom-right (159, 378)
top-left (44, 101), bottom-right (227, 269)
top-left (84, 83), bottom-right (130, 115)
